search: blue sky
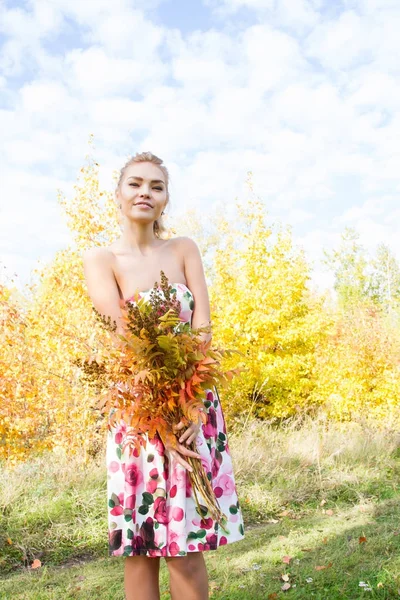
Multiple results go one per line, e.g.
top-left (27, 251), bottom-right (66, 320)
top-left (1, 0), bottom-right (400, 292)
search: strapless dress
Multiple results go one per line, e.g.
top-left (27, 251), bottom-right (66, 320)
top-left (106, 282), bottom-right (245, 557)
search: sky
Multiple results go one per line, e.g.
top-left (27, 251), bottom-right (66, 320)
top-left (1, 0), bottom-right (400, 293)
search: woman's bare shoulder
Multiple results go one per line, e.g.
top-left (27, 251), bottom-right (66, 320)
top-left (83, 246), bottom-right (115, 271)
top-left (172, 235), bottom-right (199, 251)
top-left (169, 236), bottom-right (201, 265)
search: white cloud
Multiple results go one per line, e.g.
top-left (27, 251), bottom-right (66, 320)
top-left (86, 10), bottom-right (165, 59)
top-left (64, 48), bottom-right (166, 98)
top-left (305, 10), bottom-right (373, 71)
top-left (206, 0), bottom-right (275, 11)
top-left (1, 0), bottom-right (400, 292)
top-left (206, 0), bottom-right (320, 30)
top-left (242, 25), bottom-right (309, 92)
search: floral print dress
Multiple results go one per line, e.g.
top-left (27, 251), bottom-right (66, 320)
top-left (106, 282), bottom-right (245, 557)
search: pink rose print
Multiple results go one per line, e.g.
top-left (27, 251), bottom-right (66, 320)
top-left (197, 542), bottom-right (206, 551)
top-left (110, 491), bottom-right (124, 516)
top-left (146, 479), bottom-right (158, 494)
top-left (214, 473), bottom-right (235, 496)
top-left (110, 505), bottom-right (123, 516)
top-left (191, 517), bottom-right (202, 528)
top-left (125, 494), bottom-right (136, 509)
top-left (148, 547), bottom-right (168, 557)
top-left (169, 541), bottom-right (180, 556)
top-left (200, 517), bottom-right (213, 530)
top-left (168, 530), bottom-right (180, 543)
top-left (168, 506), bottom-right (184, 522)
top-left (203, 407), bottom-right (218, 439)
top-left (108, 461), bottom-right (120, 473)
top-left (211, 448), bottom-right (221, 478)
top-left (172, 462), bottom-right (187, 490)
top-left (124, 463), bottom-right (144, 488)
top-left (154, 496), bottom-right (169, 525)
top-left (214, 486), bottom-right (223, 498)
top-left (114, 420), bottom-right (127, 444)
top-left (149, 434), bottom-right (165, 456)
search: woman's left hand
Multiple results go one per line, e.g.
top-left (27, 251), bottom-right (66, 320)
top-left (174, 418), bottom-right (202, 446)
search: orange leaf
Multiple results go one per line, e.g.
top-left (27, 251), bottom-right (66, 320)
top-left (359, 536), bottom-right (367, 544)
top-left (200, 356), bottom-right (215, 365)
top-left (31, 559), bottom-right (42, 569)
top-left (282, 556), bottom-right (292, 564)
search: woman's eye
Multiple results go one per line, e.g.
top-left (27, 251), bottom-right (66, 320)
top-left (154, 187), bottom-right (163, 191)
top-left (129, 183), bottom-right (139, 187)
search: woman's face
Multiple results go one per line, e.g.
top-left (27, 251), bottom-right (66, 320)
top-left (117, 161), bottom-right (168, 225)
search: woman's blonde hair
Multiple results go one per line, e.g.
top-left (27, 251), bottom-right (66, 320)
top-left (116, 151), bottom-right (170, 238)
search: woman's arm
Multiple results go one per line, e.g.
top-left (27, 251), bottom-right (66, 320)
top-left (83, 247), bottom-right (125, 335)
top-left (180, 237), bottom-right (212, 344)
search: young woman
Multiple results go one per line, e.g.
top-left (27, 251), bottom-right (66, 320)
top-left (83, 151), bottom-right (244, 600)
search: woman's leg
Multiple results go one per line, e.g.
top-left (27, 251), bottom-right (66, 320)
top-left (124, 555), bottom-right (161, 600)
top-left (165, 552), bottom-right (209, 600)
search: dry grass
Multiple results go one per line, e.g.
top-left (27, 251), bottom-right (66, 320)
top-left (229, 413), bottom-right (400, 516)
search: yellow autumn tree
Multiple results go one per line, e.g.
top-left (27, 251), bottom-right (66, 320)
top-left (0, 284), bottom-right (51, 461)
top-left (312, 231), bottom-right (400, 426)
top-left (203, 176), bottom-right (329, 421)
top-left (1, 149), bottom-right (119, 462)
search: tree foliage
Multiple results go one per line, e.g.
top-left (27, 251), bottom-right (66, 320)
top-left (2, 156), bottom-right (400, 463)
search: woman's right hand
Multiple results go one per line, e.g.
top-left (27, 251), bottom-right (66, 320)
top-left (164, 440), bottom-right (202, 472)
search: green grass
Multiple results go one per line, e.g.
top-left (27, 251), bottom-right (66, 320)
top-left (1, 416), bottom-right (400, 598)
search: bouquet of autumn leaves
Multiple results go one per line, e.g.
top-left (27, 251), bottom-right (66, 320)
top-left (92, 271), bottom-right (239, 525)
